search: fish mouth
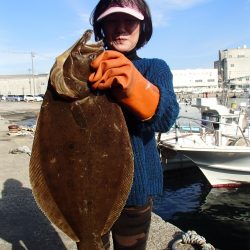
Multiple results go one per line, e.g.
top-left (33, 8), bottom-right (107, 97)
top-left (84, 40), bottom-right (104, 53)
top-left (78, 30), bottom-right (104, 54)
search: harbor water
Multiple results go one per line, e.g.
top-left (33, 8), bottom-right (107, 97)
top-left (153, 167), bottom-right (250, 250)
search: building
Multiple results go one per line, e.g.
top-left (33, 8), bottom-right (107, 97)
top-left (215, 46), bottom-right (250, 89)
top-left (172, 68), bottom-right (218, 93)
top-left (0, 74), bottom-right (48, 96)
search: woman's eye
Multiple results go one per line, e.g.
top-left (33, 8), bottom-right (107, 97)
top-left (104, 19), bottom-right (115, 24)
top-left (126, 19), bottom-right (140, 26)
top-left (126, 20), bottom-right (136, 24)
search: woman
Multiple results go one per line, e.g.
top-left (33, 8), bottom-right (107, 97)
top-left (89, 0), bottom-right (179, 249)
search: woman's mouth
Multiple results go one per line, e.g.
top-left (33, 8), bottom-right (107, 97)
top-left (114, 36), bottom-right (127, 42)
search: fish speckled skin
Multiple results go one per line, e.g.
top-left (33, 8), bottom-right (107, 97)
top-left (29, 30), bottom-right (134, 250)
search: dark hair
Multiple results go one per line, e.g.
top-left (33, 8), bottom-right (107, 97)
top-left (90, 0), bottom-right (153, 50)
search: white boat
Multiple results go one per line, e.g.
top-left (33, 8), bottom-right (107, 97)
top-left (158, 98), bottom-right (250, 187)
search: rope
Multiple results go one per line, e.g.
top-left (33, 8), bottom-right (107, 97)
top-left (172, 230), bottom-right (215, 250)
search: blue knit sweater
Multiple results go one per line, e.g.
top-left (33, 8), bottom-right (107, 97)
top-left (124, 57), bottom-right (179, 206)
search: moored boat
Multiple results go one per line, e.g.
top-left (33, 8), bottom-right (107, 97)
top-left (158, 98), bottom-right (250, 187)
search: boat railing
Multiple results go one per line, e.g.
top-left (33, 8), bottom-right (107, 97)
top-left (159, 115), bottom-right (249, 146)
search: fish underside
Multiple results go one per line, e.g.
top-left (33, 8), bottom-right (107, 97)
top-left (29, 30), bottom-right (134, 250)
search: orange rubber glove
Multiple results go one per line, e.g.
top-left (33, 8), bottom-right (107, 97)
top-left (88, 50), bottom-right (160, 121)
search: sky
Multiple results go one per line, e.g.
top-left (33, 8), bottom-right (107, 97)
top-left (0, 0), bottom-right (249, 75)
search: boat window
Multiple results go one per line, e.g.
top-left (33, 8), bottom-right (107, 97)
top-left (225, 117), bottom-right (238, 124)
top-left (202, 114), bottom-right (219, 122)
top-left (210, 116), bottom-right (219, 122)
top-left (202, 111), bottom-right (220, 130)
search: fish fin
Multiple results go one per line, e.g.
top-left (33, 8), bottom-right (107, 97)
top-left (103, 162), bottom-right (134, 234)
top-left (29, 124), bottom-right (80, 242)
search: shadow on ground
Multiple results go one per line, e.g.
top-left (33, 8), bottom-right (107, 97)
top-left (0, 178), bottom-right (69, 250)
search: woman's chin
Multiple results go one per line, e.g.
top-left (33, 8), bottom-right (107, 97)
top-left (109, 43), bottom-right (131, 53)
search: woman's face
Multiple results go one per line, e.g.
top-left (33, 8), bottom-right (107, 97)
top-left (102, 13), bottom-right (141, 53)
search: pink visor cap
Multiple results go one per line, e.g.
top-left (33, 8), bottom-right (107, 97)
top-left (97, 6), bottom-right (144, 22)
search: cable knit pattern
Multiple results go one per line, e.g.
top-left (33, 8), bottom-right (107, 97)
top-left (124, 57), bottom-right (179, 206)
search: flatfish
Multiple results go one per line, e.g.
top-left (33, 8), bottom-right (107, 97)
top-left (29, 30), bottom-right (134, 250)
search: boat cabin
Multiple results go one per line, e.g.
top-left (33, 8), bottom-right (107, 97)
top-left (193, 98), bottom-right (248, 136)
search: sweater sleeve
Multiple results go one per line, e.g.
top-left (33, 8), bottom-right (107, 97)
top-left (139, 58), bottom-right (179, 133)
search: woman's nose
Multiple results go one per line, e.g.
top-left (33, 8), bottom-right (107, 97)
top-left (114, 20), bottom-right (127, 33)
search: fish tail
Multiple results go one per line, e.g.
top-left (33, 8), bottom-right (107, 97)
top-left (76, 235), bottom-right (105, 250)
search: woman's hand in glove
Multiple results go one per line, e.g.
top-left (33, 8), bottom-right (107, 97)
top-left (88, 50), bottom-right (160, 121)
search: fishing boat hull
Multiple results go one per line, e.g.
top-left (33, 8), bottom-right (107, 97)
top-left (174, 146), bottom-right (250, 187)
